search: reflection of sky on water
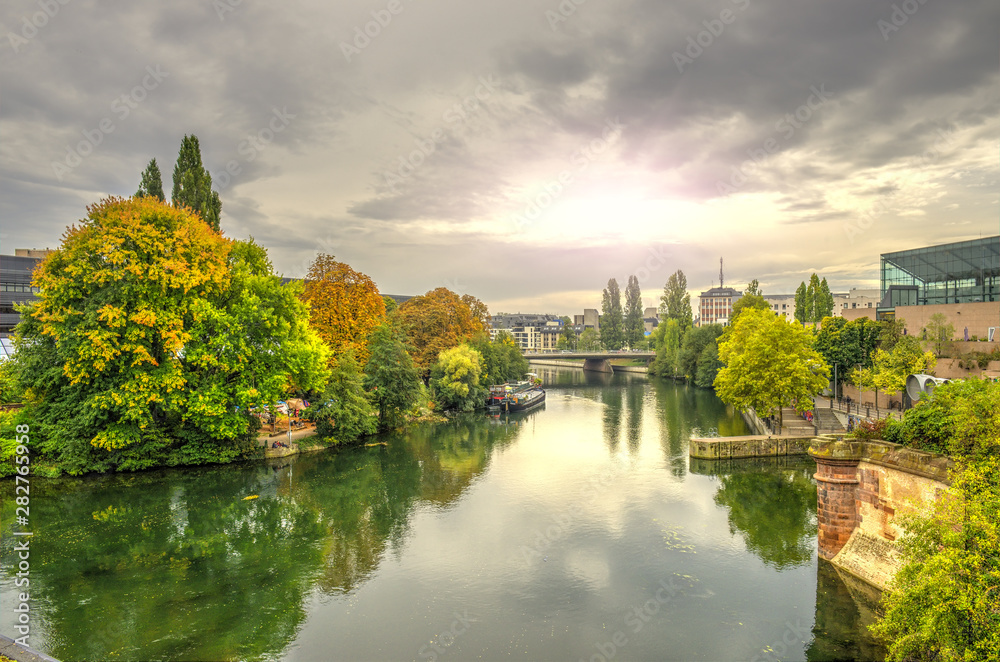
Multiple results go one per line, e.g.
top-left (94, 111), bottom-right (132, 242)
top-left (0, 366), bottom-right (881, 661)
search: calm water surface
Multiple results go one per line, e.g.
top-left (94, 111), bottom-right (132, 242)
top-left (1, 367), bottom-right (885, 661)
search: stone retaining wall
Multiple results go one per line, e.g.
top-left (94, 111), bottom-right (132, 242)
top-left (689, 435), bottom-right (813, 460)
top-left (809, 435), bottom-right (953, 590)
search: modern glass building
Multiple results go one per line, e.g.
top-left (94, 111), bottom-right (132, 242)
top-left (1, 254), bottom-right (45, 338)
top-left (879, 236), bottom-right (999, 310)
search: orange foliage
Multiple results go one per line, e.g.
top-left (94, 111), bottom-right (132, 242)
top-left (301, 254), bottom-right (386, 365)
top-left (396, 288), bottom-right (488, 374)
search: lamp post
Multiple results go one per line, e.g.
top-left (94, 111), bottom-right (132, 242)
top-left (830, 363), bottom-right (840, 409)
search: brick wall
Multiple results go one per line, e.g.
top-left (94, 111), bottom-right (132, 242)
top-left (814, 458), bottom-right (860, 560)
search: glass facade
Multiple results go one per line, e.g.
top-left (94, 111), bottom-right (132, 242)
top-left (880, 236), bottom-right (1000, 306)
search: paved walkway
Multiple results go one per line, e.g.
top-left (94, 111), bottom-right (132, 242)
top-left (0, 635), bottom-right (61, 662)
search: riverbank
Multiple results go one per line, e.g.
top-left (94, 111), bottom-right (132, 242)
top-left (0, 635), bottom-right (61, 662)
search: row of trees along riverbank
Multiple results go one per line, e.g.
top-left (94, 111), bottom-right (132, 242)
top-left (648, 274), bottom-right (950, 431)
top-left (0, 194), bottom-right (528, 477)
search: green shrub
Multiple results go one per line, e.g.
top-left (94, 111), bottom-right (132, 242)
top-left (851, 417), bottom-right (904, 444)
top-left (899, 378), bottom-right (1000, 458)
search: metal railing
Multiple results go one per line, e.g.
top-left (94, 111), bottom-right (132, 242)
top-left (816, 396), bottom-right (904, 423)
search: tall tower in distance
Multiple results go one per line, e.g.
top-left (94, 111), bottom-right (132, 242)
top-left (719, 257), bottom-right (724, 289)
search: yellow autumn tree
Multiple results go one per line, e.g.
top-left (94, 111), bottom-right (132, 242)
top-left (17, 197), bottom-right (329, 473)
top-left (301, 254), bottom-right (386, 365)
top-left (396, 288), bottom-right (487, 375)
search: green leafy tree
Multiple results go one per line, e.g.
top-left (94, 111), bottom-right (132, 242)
top-left (0, 359), bottom-right (22, 405)
top-left (304, 351), bottom-right (377, 443)
top-left (557, 323), bottom-right (577, 350)
top-left (852, 336), bottom-right (936, 409)
top-left (923, 313), bottom-right (955, 358)
top-left (14, 197), bottom-right (328, 474)
top-left (172, 134), bottom-right (222, 231)
top-left (873, 458), bottom-right (1000, 661)
top-left (694, 341), bottom-right (723, 389)
top-left (730, 279), bottom-right (769, 325)
top-left (468, 331), bottom-right (527, 385)
top-left (578, 328), bottom-right (601, 352)
top-left (601, 278), bottom-right (625, 350)
top-left (623, 275), bottom-right (645, 349)
top-left (659, 270), bottom-right (692, 333)
top-left (879, 317), bottom-right (907, 353)
top-left (363, 323), bottom-right (421, 430)
top-left (798, 274), bottom-right (834, 324)
top-left (678, 324), bottom-right (723, 380)
top-left (714, 309), bottom-right (830, 431)
top-left (649, 319), bottom-right (682, 378)
top-left (819, 277), bottom-right (834, 320)
top-left (794, 282), bottom-right (809, 324)
top-left (431, 345), bottom-right (486, 412)
top-left (135, 158), bottom-right (164, 201)
top-left (815, 317), bottom-right (880, 395)
top-left (895, 377), bottom-right (1000, 457)
top-left (805, 274), bottom-right (821, 324)
top-left (871, 379), bottom-right (1000, 660)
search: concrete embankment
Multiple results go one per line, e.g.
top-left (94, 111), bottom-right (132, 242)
top-left (688, 435), bottom-right (815, 460)
top-left (0, 635), bottom-right (61, 662)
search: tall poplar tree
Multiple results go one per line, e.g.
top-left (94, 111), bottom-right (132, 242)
top-left (135, 158), bottom-right (164, 201)
top-left (623, 275), bottom-right (645, 349)
top-left (818, 277), bottom-right (834, 320)
top-left (659, 270), bottom-right (692, 333)
top-left (794, 282), bottom-right (809, 324)
top-left (172, 135), bottom-right (222, 231)
top-left (601, 278), bottom-right (625, 350)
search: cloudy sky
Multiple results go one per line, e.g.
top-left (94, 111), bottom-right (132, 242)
top-left (2, 0), bottom-right (997, 316)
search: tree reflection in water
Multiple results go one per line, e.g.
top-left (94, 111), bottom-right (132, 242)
top-left (0, 412), bottom-right (526, 662)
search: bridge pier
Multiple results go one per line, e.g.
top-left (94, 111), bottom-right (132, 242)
top-left (582, 358), bottom-right (613, 373)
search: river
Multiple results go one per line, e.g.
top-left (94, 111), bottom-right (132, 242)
top-left (1, 366), bottom-right (884, 661)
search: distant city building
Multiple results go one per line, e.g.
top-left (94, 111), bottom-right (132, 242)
top-left (763, 288), bottom-right (880, 321)
top-left (1, 250), bottom-right (52, 339)
top-left (698, 286), bottom-right (740, 327)
top-left (490, 313), bottom-right (563, 352)
top-left (381, 293), bottom-right (412, 306)
top-left (763, 293), bottom-right (795, 320)
top-left (697, 257), bottom-right (740, 327)
top-left (644, 306), bottom-right (658, 319)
